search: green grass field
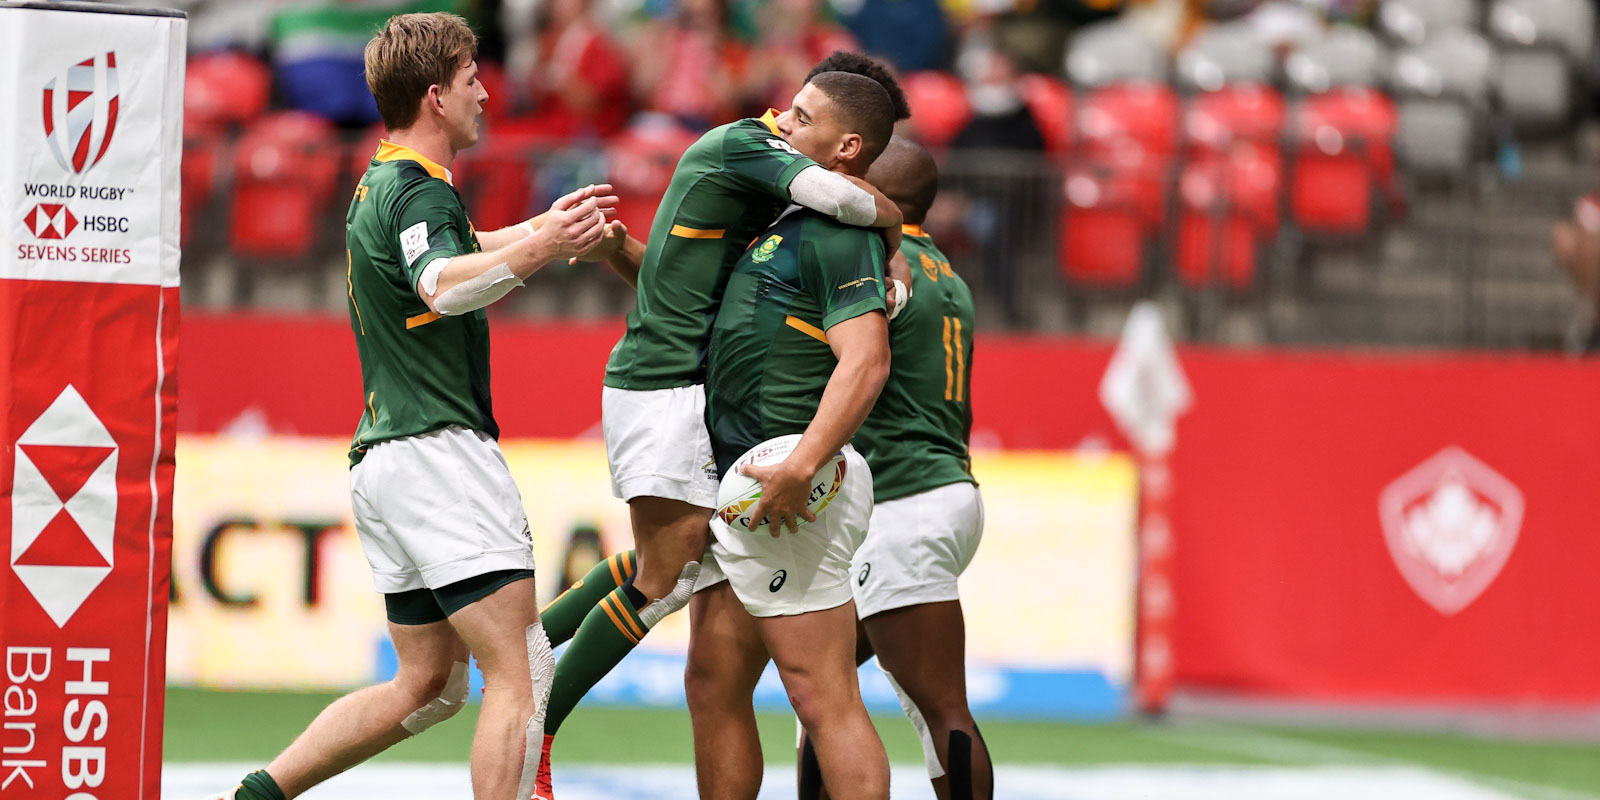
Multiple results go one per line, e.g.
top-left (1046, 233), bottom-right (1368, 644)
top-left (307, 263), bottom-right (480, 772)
top-left (165, 688), bottom-right (1600, 798)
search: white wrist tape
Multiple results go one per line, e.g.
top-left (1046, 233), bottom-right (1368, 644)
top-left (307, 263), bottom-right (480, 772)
top-left (519, 220), bottom-right (537, 237)
top-left (400, 661), bottom-right (470, 734)
top-left (789, 165), bottom-right (878, 227)
top-left (637, 561), bottom-right (701, 630)
top-left (432, 260), bottom-right (522, 315)
top-left (888, 279), bottom-right (909, 320)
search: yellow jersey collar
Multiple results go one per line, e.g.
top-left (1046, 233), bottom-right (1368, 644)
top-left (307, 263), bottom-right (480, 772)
top-left (374, 140), bottom-right (453, 185)
top-left (758, 109), bottom-right (781, 136)
top-left (901, 224), bottom-right (930, 238)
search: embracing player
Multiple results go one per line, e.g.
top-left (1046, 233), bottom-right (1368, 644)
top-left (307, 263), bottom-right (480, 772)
top-left (685, 70), bottom-right (906, 800)
top-left (205, 13), bottom-right (614, 800)
top-left (527, 52), bottom-right (911, 795)
top-left (796, 136), bottom-right (991, 800)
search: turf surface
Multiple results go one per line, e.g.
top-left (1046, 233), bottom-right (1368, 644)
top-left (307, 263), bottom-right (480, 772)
top-left (164, 688), bottom-right (1600, 796)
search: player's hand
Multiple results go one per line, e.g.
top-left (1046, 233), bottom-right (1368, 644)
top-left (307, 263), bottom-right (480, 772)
top-left (882, 224), bottom-right (902, 257)
top-left (540, 184), bottom-right (619, 260)
top-left (885, 250), bottom-right (912, 313)
top-left (739, 459), bottom-right (818, 538)
top-left (569, 221), bottom-right (628, 265)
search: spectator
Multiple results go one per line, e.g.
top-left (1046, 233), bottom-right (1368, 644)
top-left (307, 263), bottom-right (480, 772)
top-left (835, 0), bottom-right (950, 72)
top-left (509, 0), bottom-right (633, 139)
top-left (744, 0), bottom-right (859, 112)
top-left (951, 43), bottom-right (1044, 150)
top-left (631, 0), bottom-right (751, 128)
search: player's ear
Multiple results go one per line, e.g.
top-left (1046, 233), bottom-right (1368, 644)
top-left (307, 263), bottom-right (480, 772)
top-left (839, 132), bottom-right (863, 163)
top-left (427, 84), bottom-right (445, 116)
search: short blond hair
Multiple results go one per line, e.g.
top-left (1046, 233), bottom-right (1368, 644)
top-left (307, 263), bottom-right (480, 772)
top-left (364, 12), bottom-right (478, 131)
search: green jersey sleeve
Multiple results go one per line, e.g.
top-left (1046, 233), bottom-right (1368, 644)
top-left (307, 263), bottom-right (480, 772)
top-left (802, 224), bottom-right (888, 330)
top-left (721, 120), bottom-right (819, 202)
top-left (391, 176), bottom-right (471, 289)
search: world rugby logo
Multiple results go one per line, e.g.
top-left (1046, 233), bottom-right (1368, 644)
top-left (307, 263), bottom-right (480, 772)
top-left (41, 51), bottom-right (121, 176)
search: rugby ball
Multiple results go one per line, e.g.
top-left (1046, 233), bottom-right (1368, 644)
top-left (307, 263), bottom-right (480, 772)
top-left (715, 434), bottom-right (847, 533)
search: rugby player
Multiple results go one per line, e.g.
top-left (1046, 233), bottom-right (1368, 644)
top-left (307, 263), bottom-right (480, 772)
top-left (205, 13), bottom-right (614, 800)
top-left (684, 70), bottom-right (902, 800)
top-left (527, 55), bottom-right (911, 795)
top-left (796, 137), bottom-right (992, 800)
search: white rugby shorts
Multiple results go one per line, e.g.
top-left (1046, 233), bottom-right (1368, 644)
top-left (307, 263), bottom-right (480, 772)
top-left (851, 481), bottom-right (984, 618)
top-left (602, 385), bottom-right (720, 508)
top-left (349, 426), bottom-right (536, 594)
top-left (707, 445), bottom-right (873, 617)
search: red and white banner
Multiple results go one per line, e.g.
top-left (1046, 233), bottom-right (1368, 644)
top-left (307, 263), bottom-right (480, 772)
top-left (1, 4), bottom-right (185, 798)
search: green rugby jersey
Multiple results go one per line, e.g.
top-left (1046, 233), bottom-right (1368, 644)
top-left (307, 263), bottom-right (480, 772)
top-left (705, 208), bottom-right (888, 476)
top-left (853, 226), bottom-right (976, 502)
top-left (604, 111), bottom-right (820, 390)
top-left (344, 141), bottom-right (493, 466)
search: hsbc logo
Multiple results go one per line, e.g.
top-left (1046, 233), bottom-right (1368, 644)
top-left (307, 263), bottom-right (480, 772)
top-left (22, 202), bottom-right (79, 239)
top-left (42, 51), bottom-right (121, 176)
top-left (1379, 447), bottom-right (1523, 616)
top-left (10, 385), bottom-right (118, 627)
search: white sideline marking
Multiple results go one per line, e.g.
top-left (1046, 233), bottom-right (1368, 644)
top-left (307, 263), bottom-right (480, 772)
top-left (163, 763), bottom-right (1548, 800)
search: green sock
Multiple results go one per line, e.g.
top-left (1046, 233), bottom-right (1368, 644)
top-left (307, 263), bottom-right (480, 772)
top-left (540, 550), bottom-right (635, 646)
top-left (237, 770), bottom-right (285, 800)
top-left (545, 585), bottom-right (648, 733)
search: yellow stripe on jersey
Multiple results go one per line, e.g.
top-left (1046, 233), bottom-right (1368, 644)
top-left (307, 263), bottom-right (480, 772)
top-left (373, 140), bottom-right (453, 185)
top-left (786, 315), bottom-right (829, 344)
top-left (406, 311), bottom-right (441, 329)
top-left (670, 225), bottom-right (726, 239)
top-left (758, 109), bottom-right (781, 135)
top-left (901, 224), bottom-right (930, 238)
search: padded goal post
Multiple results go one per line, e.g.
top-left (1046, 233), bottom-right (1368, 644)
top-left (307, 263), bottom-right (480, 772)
top-left (0, 3), bottom-right (185, 798)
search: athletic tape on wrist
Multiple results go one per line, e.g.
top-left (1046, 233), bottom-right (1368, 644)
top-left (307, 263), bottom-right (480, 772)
top-left (888, 279), bottom-right (909, 320)
top-left (400, 661), bottom-right (470, 735)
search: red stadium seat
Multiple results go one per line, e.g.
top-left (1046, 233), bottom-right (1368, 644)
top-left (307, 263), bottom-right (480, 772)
top-left (1175, 163), bottom-right (1259, 288)
top-left (1184, 85), bottom-right (1285, 157)
top-left (1290, 88), bottom-right (1398, 234)
top-left (902, 71), bottom-right (973, 149)
top-left (454, 133), bottom-right (540, 232)
top-left (1019, 75), bottom-right (1073, 154)
top-left (184, 50), bottom-right (271, 131)
top-left (1059, 169), bottom-right (1145, 288)
top-left (229, 112), bottom-right (341, 260)
top-left (605, 123), bottom-right (700, 238)
top-left (1078, 83), bottom-right (1179, 162)
top-left (181, 131), bottom-right (222, 247)
top-left (475, 60), bottom-right (510, 123)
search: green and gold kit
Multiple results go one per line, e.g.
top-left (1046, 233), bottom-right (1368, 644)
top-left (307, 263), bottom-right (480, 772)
top-left (853, 226), bottom-right (976, 501)
top-left (705, 208), bottom-right (888, 476)
top-left (605, 112), bottom-right (820, 390)
top-left (344, 141), bottom-right (491, 466)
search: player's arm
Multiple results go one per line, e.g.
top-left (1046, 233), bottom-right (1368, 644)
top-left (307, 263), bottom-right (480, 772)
top-left (473, 211), bottom-right (548, 251)
top-left (417, 185), bottom-right (616, 315)
top-left (726, 124), bottom-right (901, 236)
top-left (572, 221), bottom-right (646, 289)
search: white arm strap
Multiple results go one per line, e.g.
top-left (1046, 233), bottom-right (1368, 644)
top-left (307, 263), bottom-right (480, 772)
top-left (422, 257), bottom-right (523, 316)
top-left (789, 165), bottom-right (878, 227)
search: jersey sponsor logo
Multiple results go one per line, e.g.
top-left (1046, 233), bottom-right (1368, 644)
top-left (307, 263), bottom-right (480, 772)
top-left (401, 221), bottom-right (430, 266)
top-left (41, 51), bottom-right (120, 176)
top-left (9, 385), bottom-right (119, 627)
top-left (769, 569), bottom-right (787, 592)
top-left (1379, 447), bottom-right (1524, 616)
top-left (752, 235), bottom-right (782, 263)
top-left (765, 138), bottom-right (801, 157)
top-left (836, 276), bottom-right (881, 291)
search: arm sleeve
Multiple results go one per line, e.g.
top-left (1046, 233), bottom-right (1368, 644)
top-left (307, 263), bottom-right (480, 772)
top-left (802, 226), bottom-right (888, 331)
top-left (391, 176), bottom-right (471, 289)
top-left (722, 120), bottom-right (820, 202)
top-left (787, 166), bottom-right (879, 227)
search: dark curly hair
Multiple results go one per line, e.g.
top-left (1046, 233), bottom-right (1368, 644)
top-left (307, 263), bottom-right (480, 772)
top-left (805, 51), bottom-right (911, 122)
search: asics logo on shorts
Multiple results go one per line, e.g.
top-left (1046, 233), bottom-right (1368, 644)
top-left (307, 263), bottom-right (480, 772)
top-left (769, 569), bottom-right (787, 592)
top-left (858, 562), bottom-right (871, 586)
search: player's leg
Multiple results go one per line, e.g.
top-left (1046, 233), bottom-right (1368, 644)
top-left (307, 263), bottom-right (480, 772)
top-left (685, 568), bottom-right (770, 800)
top-left (443, 574), bottom-right (554, 799)
top-left (538, 549), bottom-right (637, 646)
top-left (796, 623), bottom-right (873, 800)
top-left (760, 601), bottom-right (888, 800)
top-left (217, 590), bottom-right (470, 800)
top-left (864, 601), bottom-right (993, 800)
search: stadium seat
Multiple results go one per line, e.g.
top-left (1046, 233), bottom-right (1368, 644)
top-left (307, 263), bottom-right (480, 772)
top-left (1390, 29), bottom-right (1495, 176)
top-left (902, 71), bottom-right (973, 149)
top-left (1019, 75), bottom-right (1073, 154)
top-left (1286, 27), bottom-right (1388, 93)
top-left (1378, 0), bottom-right (1478, 45)
top-left (184, 50), bottom-right (271, 131)
top-left (475, 60), bottom-right (510, 123)
top-left (181, 131), bottom-right (222, 247)
top-left (1175, 22), bottom-right (1276, 92)
top-left (455, 133), bottom-right (541, 232)
top-left (1065, 20), bottom-right (1168, 88)
top-left (1289, 88), bottom-right (1398, 233)
top-left (1058, 168), bottom-right (1146, 288)
top-left (228, 112), bottom-right (341, 260)
top-left (1488, 0), bottom-right (1591, 132)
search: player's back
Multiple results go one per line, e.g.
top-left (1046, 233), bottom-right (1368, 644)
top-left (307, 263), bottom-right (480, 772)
top-left (855, 227), bottom-right (975, 501)
top-left (604, 112), bottom-right (818, 391)
top-left (344, 143), bottom-right (494, 466)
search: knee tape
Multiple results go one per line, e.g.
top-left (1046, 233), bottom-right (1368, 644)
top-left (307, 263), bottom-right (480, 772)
top-left (637, 561), bottom-right (701, 630)
top-left (516, 621), bottom-right (557, 800)
top-left (881, 666), bottom-right (944, 779)
top-left (401, 661), bottom-right (470, 735)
